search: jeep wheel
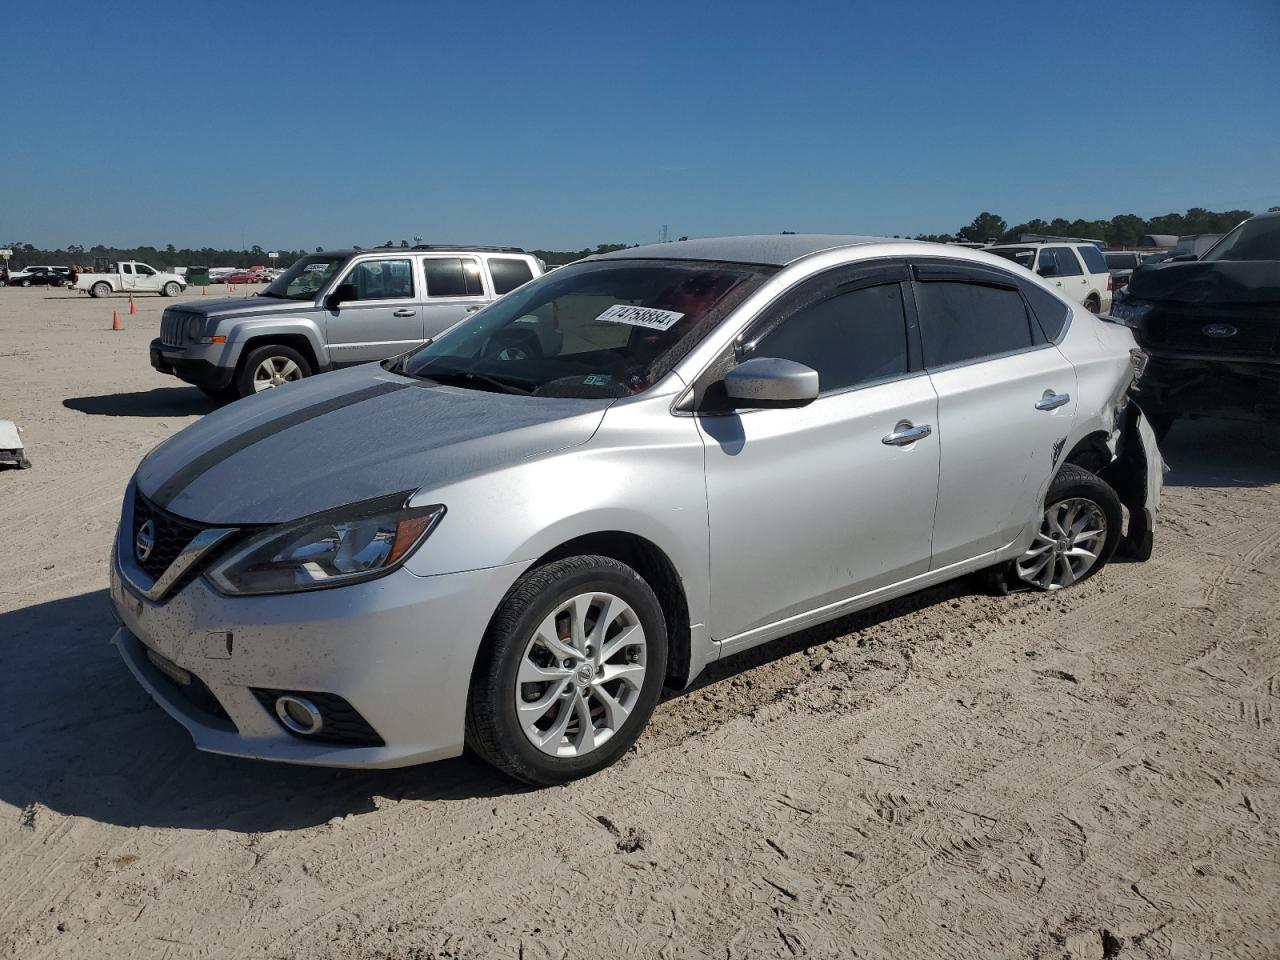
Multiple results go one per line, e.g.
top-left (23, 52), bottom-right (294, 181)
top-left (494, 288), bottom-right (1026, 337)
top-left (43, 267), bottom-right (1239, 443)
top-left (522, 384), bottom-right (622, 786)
top-left (235, 344), bottom-right (312, 398)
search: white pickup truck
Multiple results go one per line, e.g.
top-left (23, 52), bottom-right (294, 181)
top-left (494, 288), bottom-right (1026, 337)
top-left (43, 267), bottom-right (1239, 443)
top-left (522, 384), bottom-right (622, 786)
top-left (74, 260), bottom-right (187, 298)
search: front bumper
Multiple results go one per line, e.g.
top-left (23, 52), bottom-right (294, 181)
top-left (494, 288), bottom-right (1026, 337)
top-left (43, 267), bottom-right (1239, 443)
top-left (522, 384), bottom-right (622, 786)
top-left (1137, 352), bottom-right (1280, 422)
top-left (110, 541), bottom-right (529, 768)
top-left (149, 338), bottom-right (235, 391)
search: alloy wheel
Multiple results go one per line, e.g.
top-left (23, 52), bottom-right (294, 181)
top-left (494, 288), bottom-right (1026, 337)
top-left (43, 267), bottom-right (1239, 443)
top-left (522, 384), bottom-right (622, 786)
top-left (515, 591), bottom-right (647, 757)
top-left (252, 356), bottom-right (303, 391)
top-left (1015, 497), bottom-right (1108, 590)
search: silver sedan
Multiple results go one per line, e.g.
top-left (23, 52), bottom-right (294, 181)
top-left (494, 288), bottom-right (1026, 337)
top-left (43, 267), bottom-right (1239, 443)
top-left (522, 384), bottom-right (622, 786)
top-left (109, 235), bottom-right (1162, 784)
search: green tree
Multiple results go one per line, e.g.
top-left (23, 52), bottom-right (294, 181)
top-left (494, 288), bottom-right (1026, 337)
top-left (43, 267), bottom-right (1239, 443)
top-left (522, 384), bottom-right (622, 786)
top-left (957, 212), bottom-right (1007, 243)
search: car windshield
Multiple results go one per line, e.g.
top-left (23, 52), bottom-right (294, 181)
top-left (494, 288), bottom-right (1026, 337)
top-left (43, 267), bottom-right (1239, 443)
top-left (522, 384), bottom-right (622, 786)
top-left (1201, 217), bottom-right (1280, 262)
top-left (987, 247), bottom-right (1036, 268)
top-left (260, 255), bottom-right (346, 300)
top-left (401, 260), bottom-right (768, 398)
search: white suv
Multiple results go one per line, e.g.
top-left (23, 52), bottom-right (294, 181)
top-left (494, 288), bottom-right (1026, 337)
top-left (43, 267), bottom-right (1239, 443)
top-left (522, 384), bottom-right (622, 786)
top-left (985, 242), bottom-right (1113, 313)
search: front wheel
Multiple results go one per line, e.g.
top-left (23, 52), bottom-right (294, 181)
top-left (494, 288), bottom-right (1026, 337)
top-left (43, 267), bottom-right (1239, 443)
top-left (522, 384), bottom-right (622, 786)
top-left (466, 556), bottom-right (668, 785)
top-left (1014, 464), bottom-right (1122, 591)
top-left (162, 281), bottom-right (181, 297)
top-left (234, 344), bottom-right (312, 398)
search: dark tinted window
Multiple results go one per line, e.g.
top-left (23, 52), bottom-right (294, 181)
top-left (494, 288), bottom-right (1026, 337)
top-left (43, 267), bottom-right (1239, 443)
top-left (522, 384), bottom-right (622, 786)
top-left (1020, 282), bottom-right (1070, 341)
top-left (423, 257), bottom-right (484, 297)
top-left (1037, 249), bottom-right (1057, 274)
top-left (1052, 247), bottom-right (1083, 276)
top-left (1077, 245), bottom-right (1108, 274)
top-left (749, 283), bottom-right (908, 393)
top-left (916, 281), bottom-right (1034, 367)
top-left (345, 258), bottom-right (413, 300)
top-left (1105, 252), bottom-right (1138, 270)
top-left (489, 257), bottom-right (534, 295)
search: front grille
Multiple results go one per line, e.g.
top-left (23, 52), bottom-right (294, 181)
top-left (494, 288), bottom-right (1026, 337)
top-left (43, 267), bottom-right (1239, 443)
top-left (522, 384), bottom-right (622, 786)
top-left (132, 493), bottom-right (206, 584)
top-left (1143, 304), bottom-right (1280, 358)
top-left (160, 310), bottom-right (194, 347)
top-left (251, 689), bottom-right (386, 746)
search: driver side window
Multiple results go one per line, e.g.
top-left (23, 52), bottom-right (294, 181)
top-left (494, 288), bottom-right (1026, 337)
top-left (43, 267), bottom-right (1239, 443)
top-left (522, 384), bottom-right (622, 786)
top-left (746, 282), bottom-right (910, 395)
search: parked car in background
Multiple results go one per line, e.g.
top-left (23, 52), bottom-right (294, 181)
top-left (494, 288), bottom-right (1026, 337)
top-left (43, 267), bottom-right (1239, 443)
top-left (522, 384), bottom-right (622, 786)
top-left (985, 241), bottom-right (1113, 312)
top-left (113, 235), bottom-right (1161, 784)
top-left (149, 245), bottom-right (543, 399)
top-left (7, 265), bottom-right (68, 287)
top-left (74, 260), bottom-right (187, 298)
top-left (223, 270), bottom-right (267, 285)
top-left (1104, 251), bottom-right (1148, 291)
top-left (1174, 234), bottom-right (1224, 259)
top-left (1111, 211), bottom-right (1280, 437)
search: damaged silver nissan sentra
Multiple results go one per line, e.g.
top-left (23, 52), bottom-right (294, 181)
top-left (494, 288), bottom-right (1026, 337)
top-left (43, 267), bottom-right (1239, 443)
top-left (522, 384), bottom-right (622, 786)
top-left (109, 235), bottom-right (1163, 785)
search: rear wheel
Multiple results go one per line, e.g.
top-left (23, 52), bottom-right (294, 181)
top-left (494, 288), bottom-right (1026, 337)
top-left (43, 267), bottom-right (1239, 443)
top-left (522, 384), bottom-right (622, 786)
top-left (1084, 295), bottom-right (1101, 313)
top-left (466, 556), bottom-right (668, 786)
top-left (19, 279), bottom-right (31, 288)
top-left (1014, 464), bottom-right (1122, 591)
top-left (90, 281), bottom-right (111, 298)
top-left (234, 344), bottom-right (312, 398)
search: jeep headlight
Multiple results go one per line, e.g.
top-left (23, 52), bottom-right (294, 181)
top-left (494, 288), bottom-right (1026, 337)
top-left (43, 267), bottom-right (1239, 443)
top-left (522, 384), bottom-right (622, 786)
top-left (185, 314), bottom-right (204, 341)
top-left (207, 493), bottom-right (445, 595)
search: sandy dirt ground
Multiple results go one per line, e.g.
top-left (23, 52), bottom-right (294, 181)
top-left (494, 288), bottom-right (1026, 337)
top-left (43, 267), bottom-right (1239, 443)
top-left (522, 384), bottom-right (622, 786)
top-left (1, 285), bottom-right (1277, 960)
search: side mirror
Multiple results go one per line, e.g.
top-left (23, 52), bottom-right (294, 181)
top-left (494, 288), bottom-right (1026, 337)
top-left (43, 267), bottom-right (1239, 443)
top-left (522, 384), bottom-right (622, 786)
top-left (326, 282), bottom-right (357, 309)
top-left (723, 357), bottom-right (819, 409)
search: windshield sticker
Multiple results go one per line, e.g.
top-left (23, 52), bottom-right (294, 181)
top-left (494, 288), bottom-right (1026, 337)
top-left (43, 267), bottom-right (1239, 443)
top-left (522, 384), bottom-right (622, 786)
top-left (583, 374), bottom-right (611, 387)
top-left (596, 304), bottom-right (685, 331)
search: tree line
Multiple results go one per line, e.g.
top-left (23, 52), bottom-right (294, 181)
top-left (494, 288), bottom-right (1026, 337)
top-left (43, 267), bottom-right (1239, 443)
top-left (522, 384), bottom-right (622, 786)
top-left (4, 207), bottom-right (1272, 269)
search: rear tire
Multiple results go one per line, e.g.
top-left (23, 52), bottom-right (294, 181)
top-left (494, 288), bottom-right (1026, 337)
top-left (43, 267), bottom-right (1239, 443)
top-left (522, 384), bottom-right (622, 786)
top-left (233, 344), bottom-right (312, 398)
top-left (1084, 295), bottom-right (1101, 314)
top-left (1013, 464), bottom-right (1122, 591)
top-left (90, 282), bottom-right (111, 298)
top-left (466, 555), bottom-right (668, 786)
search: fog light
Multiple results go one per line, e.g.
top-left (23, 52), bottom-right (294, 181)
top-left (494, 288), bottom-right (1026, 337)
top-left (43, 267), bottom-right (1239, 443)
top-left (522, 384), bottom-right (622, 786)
top-left (275, 695), bottom-right (323, 735)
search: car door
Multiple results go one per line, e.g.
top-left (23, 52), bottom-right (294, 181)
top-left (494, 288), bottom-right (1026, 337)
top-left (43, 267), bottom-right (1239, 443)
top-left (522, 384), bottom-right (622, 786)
top-left (420, 256), bottom-right (489, 339)
top-left (133, 263), bottom-right (161, 291)
top-left (119, 262), bottom-right (138, 291)
top-left (911, 262), bottom-right (1077, 569)
top-left (699, 264), bottom-right (940, 645)
top-left (324, 256), bottom-right (423, 364)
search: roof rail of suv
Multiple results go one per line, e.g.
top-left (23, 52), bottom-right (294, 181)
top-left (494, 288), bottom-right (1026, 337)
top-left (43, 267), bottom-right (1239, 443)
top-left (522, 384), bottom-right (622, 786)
top-left (368, 244), bottom-right (527, 254)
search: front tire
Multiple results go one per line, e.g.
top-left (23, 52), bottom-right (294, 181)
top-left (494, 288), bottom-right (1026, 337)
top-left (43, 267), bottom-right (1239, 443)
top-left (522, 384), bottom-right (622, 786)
top-left (162, 281), bottom-right (181, 297)
top-left (1014, 463), bottom-right (1122, 591)
top-left (233, 344), bottom-right (312, 398)
top-left (466, 556), bottom-right (668, 786)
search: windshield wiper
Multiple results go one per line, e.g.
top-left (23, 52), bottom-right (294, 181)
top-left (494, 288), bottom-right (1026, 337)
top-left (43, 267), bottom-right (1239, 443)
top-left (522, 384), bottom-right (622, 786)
top-left (419, 370), bottom-right (531, 395)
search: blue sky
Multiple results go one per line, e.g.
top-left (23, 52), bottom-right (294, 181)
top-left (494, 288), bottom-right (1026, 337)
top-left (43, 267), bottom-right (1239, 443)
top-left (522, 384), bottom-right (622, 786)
top-left (2, 0), bottom-right (1277, 251)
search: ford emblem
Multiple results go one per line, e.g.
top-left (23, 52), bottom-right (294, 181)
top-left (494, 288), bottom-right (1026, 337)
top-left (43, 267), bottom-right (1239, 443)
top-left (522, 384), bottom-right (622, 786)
top-left (1202, 323), bottom-right (1237, 338)
top-left (135, 519), bottom-right (156, 563)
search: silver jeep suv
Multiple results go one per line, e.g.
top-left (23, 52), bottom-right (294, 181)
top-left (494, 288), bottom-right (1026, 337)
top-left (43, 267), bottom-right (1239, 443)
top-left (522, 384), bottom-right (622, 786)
top-left (150, 246), bottom-right (543, 399)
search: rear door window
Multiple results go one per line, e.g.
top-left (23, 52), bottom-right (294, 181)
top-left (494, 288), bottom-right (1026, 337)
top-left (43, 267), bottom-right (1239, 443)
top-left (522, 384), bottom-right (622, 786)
top-left (488, 257), bottom-right (534, 295)
top-left (748, 282), bottom-right (909, 394)
top-left (1076, 245), bottom-right (1108, 275)
top-left (915, 280), bottom-right (1035, 368)
top-left (1051, 247), bottom-right (1083, 276)
top-left (422, 257), bottom-right (485, 297)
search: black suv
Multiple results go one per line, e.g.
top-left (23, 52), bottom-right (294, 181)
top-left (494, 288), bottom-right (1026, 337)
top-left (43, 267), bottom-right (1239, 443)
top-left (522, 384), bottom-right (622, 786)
top-left (1111, 211), bottom-right (1280, 437)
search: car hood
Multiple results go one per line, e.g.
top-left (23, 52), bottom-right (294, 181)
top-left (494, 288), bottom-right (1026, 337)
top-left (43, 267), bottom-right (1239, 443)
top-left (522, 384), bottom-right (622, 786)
top-left (1127, 260), bottom-right (1280, 305)
top-left (135, 365), bottom-right (613, 525)
top-left (173, 296), bottom-right (318, 319)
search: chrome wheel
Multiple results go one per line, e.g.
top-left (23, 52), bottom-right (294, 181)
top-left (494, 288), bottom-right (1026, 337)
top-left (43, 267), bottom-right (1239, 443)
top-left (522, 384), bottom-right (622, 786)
top-left (515, 591), bottom-right (647, 758)
top-left (1016, 497), bottom-right (1108, 590)
top-left (252, 355), bottom-right (303, 392)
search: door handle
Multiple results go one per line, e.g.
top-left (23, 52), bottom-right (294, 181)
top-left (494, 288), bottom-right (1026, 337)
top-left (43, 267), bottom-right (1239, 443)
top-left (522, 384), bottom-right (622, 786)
top-left (465, 305), bottom-right (482, 313)
top-left (393, 308), bottom-right (416, 317)
top-left (1035, 392), bottom-right (1071, 411)
top-left (882, 422), bottom-right (932, 446)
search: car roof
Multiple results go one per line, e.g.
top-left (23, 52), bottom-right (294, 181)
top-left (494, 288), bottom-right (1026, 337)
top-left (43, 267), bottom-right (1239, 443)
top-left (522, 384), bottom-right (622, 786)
top-left (587, 234), bottom-right (916, 268)
top-left (987, 241), bottom-right (1096, 249)
top-left (316, 245), bottom-right (528, 258)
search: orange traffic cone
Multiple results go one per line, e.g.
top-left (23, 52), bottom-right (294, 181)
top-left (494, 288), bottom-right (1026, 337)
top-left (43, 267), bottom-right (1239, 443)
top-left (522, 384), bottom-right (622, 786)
top-left (111, 310), bottom-right (123, 331)
top-left (128, 294), bottom-right (137, 315)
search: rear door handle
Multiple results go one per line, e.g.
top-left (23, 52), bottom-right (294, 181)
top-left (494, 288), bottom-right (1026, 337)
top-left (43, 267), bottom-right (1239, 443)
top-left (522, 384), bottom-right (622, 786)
top-left (1036, 392), bottom-right (1071, 411)
top-left (465, 305), bottom-right (482, 313)
top-left (882, 422), bottom-right (932, 446)
top-left (393, 308), bottom-right (416, 317)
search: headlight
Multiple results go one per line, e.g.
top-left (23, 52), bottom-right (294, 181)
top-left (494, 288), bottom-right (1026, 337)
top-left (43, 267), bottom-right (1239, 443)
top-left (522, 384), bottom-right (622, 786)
top-left (207, 493), bottom-right (445, 595)
top-left (185, 314), bottom-right (204, 341)
top-left (1109, 297), bottom-right (1154, 327)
